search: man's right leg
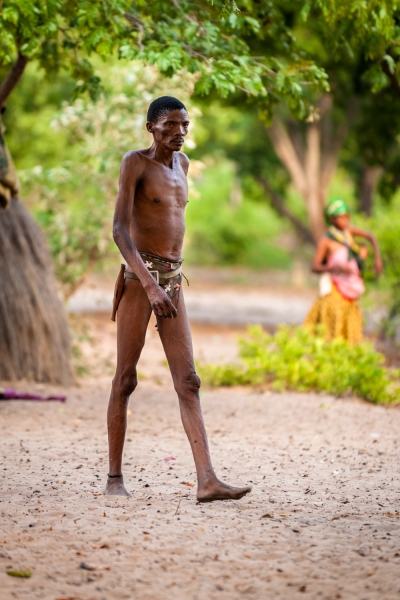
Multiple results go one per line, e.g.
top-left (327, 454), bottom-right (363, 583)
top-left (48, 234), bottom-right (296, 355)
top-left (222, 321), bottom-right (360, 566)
top-left (157, 290), bottom-right (252, 502)
top-left (104, 278), bottom-right (152, 497)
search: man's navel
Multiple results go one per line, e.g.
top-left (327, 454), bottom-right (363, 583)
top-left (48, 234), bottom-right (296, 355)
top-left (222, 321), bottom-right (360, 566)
top-left (153, 198), bottom-right (160, 203)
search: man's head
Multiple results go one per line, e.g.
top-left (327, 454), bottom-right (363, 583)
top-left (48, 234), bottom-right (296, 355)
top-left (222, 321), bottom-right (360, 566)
top-left (146, 96), bottom-right (189, 151)
top-left (325, 198), bottom-right (350, 230)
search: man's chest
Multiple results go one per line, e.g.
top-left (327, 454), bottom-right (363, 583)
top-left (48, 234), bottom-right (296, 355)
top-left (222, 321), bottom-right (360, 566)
top-left (137, 166), bottom-right (188, 207)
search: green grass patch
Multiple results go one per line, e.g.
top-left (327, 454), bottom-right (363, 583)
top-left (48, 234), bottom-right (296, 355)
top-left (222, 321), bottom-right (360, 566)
top-left (197, 325), bottom-right (400, 404)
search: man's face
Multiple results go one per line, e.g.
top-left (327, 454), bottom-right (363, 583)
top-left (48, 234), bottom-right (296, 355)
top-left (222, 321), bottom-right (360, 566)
top-left (146, 109), bottom-right (190, 151)
top-left (330, 213), bottom-right (350, 230)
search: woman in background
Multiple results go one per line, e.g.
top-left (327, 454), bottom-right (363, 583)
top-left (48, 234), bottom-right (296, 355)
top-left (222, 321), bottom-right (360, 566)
top-left (305, 198), bottom-right (382, 344)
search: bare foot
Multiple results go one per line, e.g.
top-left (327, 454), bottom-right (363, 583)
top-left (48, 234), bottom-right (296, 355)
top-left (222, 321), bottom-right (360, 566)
top-left (103, 475), bottom-right (131, 497)
top-left (197, 479), bottom-right (252, 503)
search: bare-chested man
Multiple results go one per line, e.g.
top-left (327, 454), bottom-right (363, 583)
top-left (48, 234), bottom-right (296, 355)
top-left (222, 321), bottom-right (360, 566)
top-left (104, 96), bottom-right (251, 502)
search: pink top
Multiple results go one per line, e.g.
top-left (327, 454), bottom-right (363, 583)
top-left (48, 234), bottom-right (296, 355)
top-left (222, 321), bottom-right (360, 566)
top-left (328, 246), bottom-right (365, 301)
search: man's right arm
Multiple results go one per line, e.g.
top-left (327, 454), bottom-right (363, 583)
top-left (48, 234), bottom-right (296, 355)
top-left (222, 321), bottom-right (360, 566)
top-left (112, 153), bottom-right (178, 318)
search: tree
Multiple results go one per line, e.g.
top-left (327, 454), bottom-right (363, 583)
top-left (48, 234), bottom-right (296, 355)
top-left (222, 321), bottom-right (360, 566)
top-left (266, 95), bottom-right (350, 242)
top-left (307, 0), bottom-right (400, 217)
top-left (249, 2), bottom-right (400, 243)
top-left (313, 0), bottom-right (400, 329)
top-left (0, 1), bottom-right (328, 107)
top-left (309, 0), bottom-right (400, 97)
top-left (0, 0), bottom-right (328, 383)
top-left (189, 6), bottom-right (358, 244)
top-left (191, 98), bottom-right (316, 245)
top-left (341, 88), bottom-right (400, 216)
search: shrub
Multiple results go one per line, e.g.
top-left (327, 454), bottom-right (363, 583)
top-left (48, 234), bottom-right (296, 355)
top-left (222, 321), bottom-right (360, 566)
top-left (197, 325), bottom-right (400, 404)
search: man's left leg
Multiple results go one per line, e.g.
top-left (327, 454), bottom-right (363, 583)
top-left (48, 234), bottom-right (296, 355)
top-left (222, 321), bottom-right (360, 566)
top-left (157, 289), bottom-right (251, 502)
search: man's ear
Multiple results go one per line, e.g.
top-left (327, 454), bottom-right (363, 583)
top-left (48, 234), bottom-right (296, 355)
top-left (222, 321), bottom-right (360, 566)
top-left (146, 122), bottom-right (153, 133)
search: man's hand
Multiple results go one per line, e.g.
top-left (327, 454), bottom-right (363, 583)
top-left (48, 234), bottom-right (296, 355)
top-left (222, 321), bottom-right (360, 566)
top-left (145, 280), bottom-right (178, 318)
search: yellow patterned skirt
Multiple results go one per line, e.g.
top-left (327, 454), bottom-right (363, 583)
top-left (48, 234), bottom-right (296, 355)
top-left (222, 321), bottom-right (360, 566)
top-left (304, 285), bottom-right (363, 344)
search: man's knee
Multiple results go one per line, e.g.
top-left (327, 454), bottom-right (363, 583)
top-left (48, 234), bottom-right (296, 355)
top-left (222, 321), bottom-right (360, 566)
top-left (112, 371), bottom-right (138, 400)
top-left (175, 371), bottom-right (201, 398)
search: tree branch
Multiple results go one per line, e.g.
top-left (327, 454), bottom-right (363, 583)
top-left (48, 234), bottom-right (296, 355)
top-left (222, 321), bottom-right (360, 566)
top-left (359, 165), bottom-right (382, 216)
top-left (257, 176), bottom-right (314, 245)
top-left (124, 13), bottom-right (145, 50)
top-left (382, 58), bottom-right (400, 97)
top-left (320, 122), bottom-right (348, 193)
top-left (182, 45), bottom-right (211, 66)
top-left (287, 120), bottom-right (306, 169)
top-left (305, 120), bottom-right (325, 239)
top-left (124, 12), bottom-right (145, 28)
top-left (267, 117), bottom-right (308, 197)
top-left (0, 54), bottom-right (29, 108)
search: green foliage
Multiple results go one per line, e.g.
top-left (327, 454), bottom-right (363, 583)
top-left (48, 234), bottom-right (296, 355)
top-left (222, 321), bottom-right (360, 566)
top-left (198, 325), bottom-right (400, 404)
top-left (1, 63), bottom-right (75, 169)
top-left (186, 159), bottom-right (291, 268)
top-left (355, 202), bottom-right (400, 333)
top-left (191, 99), bottom-right (311, 233)
top-left (0, 1), bottom-right (328, 110)
top-left (1, 0), bottom-right (130, 99)
top-left (20, 164), bottom-right (111, 299)
top-left (310, 0), bottom-right (400, 73)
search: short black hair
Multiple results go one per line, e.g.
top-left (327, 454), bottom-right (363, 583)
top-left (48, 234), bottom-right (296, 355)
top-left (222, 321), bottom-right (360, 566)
top-left (147, 96), bottom-right (187, 123)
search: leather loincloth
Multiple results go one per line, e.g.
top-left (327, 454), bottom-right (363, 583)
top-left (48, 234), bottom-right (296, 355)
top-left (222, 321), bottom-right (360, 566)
top-left (111, 252), bottom-right (183, 321)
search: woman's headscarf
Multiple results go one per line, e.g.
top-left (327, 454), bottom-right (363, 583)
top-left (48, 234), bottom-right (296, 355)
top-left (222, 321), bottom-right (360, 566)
top-left (324, 198), bottom-right (349, 223)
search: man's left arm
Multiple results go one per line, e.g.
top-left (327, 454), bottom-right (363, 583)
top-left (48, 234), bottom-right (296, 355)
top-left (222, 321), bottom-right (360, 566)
top-left (349, 225), bottom-right (383, 276)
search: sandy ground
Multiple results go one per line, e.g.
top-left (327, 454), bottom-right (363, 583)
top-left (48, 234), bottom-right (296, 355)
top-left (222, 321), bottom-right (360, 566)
top-left (1, 313), bottom-right (400, 600)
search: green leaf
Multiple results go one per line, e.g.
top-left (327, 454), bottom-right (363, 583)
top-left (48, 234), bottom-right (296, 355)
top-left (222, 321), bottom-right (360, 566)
top-left (7, 570), bottom-right (32, 578)
top-left (383, 54), bottom-right (396, 74)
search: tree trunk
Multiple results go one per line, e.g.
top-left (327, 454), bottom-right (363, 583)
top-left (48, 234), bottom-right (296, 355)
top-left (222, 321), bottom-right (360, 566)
top-left (257, 176), bottom-right (314, 245)
top-left (0, 199), bottom-right (72, 384)
top-left (267, 97), bottom-right (349, 244)
top-left (0, 54), bottom-right (29, 109)
top-left (359, 165), bottom-right (382, 216)
top-left (304, 122), bottom-right (325, 241)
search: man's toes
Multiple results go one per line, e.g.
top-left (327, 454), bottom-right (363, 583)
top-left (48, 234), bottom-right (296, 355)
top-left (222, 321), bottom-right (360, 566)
top-left (197, 482), bottom-right (252, 502)
top-left (235, 486), bottom-right (252, 499)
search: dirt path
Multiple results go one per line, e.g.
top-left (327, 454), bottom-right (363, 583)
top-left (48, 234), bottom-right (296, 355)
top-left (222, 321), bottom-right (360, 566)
top-left (66, 271), bottom-right (315, 327)
top-left (66, 269), bottom-right (383, 332)
top-left (1, 317), bottom-right (400, 600)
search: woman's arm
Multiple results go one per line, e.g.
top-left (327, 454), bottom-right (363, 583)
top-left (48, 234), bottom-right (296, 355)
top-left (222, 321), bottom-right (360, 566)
top-left (349, 225), bottom-right (383, 276)
top-left (311, 238), bottom-right (332, 274)
top-left (311, 237), bottom-right (353, 275)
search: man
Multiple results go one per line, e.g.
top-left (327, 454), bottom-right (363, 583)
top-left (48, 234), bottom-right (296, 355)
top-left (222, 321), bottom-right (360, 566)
top-left (105, 96), bottom-right (251, 502)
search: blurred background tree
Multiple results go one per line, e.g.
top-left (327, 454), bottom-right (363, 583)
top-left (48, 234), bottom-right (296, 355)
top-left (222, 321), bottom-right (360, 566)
top-left (187, 1), bottom-right (400, 333)
top-left (2, 0), bottom-right (400, 385)
top-left (0, 0), bottom-right (327, 383)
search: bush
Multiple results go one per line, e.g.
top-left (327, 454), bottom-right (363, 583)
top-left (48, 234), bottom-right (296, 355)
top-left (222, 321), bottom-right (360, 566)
top-left (197, 325), bottom-right (400, 404)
